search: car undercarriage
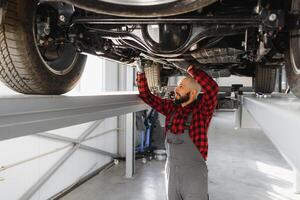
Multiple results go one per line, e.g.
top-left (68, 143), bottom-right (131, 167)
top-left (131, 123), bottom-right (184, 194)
top-left (0, 0), bottom-right (299, 96)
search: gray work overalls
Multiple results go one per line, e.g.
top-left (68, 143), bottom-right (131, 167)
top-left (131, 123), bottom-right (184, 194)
top-left (165, 112), bottom-right (208, 200)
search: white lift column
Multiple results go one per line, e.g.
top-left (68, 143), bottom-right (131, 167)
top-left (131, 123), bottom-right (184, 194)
top-left (243, 93), bottom-right (300, 193)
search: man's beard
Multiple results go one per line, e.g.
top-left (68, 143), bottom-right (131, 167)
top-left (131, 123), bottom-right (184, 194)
top-left (174, 92), bottom-right (190, 105)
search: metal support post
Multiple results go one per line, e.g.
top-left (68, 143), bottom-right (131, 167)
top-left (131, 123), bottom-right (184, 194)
top-left (117, 115), bottom-right (126, 157)
top-left (234, 95), bottom-right (243, 130)
top-left (232, 84), bottom-right (244, 130)
top-left (125, 113), bottom-right (135, 178)
top-left (294, 169), bottom-right (300, 194)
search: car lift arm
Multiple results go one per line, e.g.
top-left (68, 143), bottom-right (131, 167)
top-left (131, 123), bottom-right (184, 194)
top-left (0, 93), bottom-right (149, 141)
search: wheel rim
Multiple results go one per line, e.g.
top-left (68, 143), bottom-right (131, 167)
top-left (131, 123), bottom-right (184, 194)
top-left (99, 0), bottom-right (177, 6)
top-left (33, 3), bottom-right (78, 76)
top-left (289, 31), bottom-right (300, 75)
top-left (67, 0), bottom-right (217, 17)
top-left (288, 0), bottom-right (300, 75)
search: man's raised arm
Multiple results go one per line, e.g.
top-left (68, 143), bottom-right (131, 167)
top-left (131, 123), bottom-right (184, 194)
top-left (187, 65), bottom-right (219, 117)
top-left (136, 64), bottom-right (174, 116)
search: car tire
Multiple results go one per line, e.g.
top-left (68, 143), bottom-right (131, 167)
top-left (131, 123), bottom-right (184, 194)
top-left (254, 64), bottom-right (277, 94)
top-left (284, 0), bottom-right (300, 98)
top-left (285, 36), bottom-right (300, 97)
top-left (0, 0), bottom-right (87, 94)
top-left (64, 0), bottom-right (217, 18)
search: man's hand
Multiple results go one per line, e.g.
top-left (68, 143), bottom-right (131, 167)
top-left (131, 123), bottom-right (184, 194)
top-left (187, 65), bottom-right (194, 72)
top-left (135, 59), bottom-right (144, 73)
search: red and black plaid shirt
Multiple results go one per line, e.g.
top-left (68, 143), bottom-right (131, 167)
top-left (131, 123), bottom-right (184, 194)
top-left (136, 65), bottom-right (219, 160)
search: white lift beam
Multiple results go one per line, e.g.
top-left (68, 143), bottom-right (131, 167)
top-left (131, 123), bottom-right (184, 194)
top-left (0, 92), bottom-right (149, 199)
top-left (243, 93), bottom-right (300, 193)
top-left (0, 92), bottom-right (148, 141)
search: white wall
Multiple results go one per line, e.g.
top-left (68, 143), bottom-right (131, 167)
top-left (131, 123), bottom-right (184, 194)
top-left (0, 56), bottom-right (134, 200)
top-left (215, 75), bottom-right (253, 87)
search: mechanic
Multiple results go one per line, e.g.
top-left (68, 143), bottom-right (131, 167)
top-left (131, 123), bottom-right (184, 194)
top-left (136, 61), bottom-right (219, 200)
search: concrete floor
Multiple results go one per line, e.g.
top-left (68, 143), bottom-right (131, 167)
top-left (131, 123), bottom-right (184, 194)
top-left (61, 112), bottom-right (300, 200)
